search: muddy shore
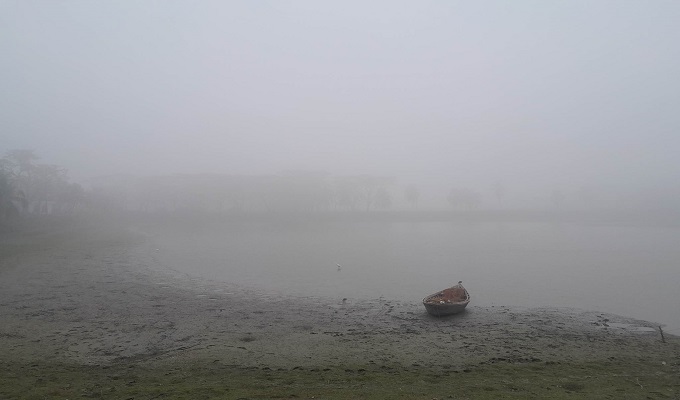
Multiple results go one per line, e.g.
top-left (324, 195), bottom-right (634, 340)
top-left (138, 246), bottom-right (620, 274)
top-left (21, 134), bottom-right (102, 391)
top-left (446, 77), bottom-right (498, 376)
top-left (1, 218), bottom-right (679, 398)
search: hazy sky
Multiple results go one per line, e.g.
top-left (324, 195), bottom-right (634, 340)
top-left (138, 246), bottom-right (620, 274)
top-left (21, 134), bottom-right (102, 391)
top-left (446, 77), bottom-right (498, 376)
top-left (2, 1), bottom-right (679, 199)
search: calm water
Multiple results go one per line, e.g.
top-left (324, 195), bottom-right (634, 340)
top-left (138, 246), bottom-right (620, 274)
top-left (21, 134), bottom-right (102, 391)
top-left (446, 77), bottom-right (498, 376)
top-left (149, 220), bottom-right (680, 335)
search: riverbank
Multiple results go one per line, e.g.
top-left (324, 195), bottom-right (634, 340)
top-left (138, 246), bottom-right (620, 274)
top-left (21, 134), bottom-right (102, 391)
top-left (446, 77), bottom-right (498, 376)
top-left (1, 218), bottom-right (678, 399)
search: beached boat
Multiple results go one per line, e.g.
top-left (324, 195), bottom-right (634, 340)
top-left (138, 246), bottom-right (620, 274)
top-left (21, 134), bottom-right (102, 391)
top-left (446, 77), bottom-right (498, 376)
top-left (423, 281), bottom-right (470, 317)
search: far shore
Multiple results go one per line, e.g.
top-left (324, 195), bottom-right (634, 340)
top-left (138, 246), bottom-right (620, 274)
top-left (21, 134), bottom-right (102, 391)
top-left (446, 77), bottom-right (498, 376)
top-left (26, 206), bottom-right (680, 227)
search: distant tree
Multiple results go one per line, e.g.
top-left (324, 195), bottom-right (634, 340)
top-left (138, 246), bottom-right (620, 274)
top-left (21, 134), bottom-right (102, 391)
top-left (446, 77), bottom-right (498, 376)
top-left (331, 175), bottom-right (392, 211)
top-left (374, 187), bottom-right (392, 210)
top-left (2, 150), bottom-right (39, 209)
top-left (333, 177), bottom-right (359, 211)
top-left (1, 150), bottom-right (38, 216)
top-left (404, 184), bottom-right (420, 208)
top-left (447, 188), bottom-right (481, 210)
top-left (4, 149), bottom-right (39, 178)
top-left (1, 149), bottom-right (78, 216)
top-left (0, 171), bottom-right (18, 222)
top-left (355, 175), bottom-right (380, 211)
top-left (31, 164), bottom-right (68, 202)
top-left (58, 182), bottom-right (85, 214)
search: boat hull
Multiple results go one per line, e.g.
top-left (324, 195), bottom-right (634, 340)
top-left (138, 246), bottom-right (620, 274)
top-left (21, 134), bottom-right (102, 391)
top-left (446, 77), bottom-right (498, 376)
top-left (422, 283), bottom-right (470, 317)
top-left (422, 300), bottom-right (469, 317)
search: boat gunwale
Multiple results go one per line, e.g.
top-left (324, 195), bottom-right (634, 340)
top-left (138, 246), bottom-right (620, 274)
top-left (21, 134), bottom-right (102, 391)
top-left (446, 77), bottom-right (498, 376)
top-left (422, 282), bottom-right (470, 316)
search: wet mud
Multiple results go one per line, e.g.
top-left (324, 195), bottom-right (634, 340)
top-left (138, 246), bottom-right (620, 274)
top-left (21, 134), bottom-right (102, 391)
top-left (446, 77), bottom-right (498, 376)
top-left (1, 221), bottom-right (677, 372)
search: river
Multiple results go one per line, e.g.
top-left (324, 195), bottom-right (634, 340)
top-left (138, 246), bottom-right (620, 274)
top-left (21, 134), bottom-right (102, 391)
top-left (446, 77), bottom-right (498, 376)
top-left (146, 218), bottom-right (680, 335)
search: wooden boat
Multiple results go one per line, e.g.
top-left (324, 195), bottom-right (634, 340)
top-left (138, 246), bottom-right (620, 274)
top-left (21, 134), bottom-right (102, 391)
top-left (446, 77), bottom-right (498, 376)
top-left (423, 281), bottom-right (470, 317)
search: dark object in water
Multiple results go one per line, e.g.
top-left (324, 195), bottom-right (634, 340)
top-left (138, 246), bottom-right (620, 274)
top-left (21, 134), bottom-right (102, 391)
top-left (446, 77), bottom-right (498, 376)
top-left (423, 281), bottom-right (470, 317)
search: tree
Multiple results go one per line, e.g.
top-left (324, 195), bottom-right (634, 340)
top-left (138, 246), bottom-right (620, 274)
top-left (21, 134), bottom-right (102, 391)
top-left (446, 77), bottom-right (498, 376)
top-left (332, 177), bottom-right (360, 211)
top-left (0, 171), bottom-right (17, 222)
top-left (374, 187), bottom-right (392, 210)
top-left (447, 188), bottom-right (481, 210)
top-left (2, 150), bottom-right (39, 211)
top-left (4, 149), bottom-right (39, 178)
top-left (0, 151), bottom-right (34, 220)
top-left (58, 182), bottom-right (85, 214)
top-left (32, 164), bottom-right (68, 200)
top-left (1, 149), bottom-right (78, 216)
top-left (404, 184), bottom-right (420, 208)
top-left (331, 175), bottom-right (392, 211)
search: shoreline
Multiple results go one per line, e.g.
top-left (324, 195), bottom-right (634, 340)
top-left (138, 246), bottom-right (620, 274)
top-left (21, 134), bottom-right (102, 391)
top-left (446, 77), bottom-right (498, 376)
top-left (1, 218), bottom-right (679, 398)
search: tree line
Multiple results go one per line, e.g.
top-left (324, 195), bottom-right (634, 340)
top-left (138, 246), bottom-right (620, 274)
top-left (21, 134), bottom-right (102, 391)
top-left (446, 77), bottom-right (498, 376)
top-left (0, 149), bottom-right (85, 222)
top-left (87, 172), bottom-right (399, 214)
top-left (1, 148), bottom-right (514, 224)
top-left (87, 172), bottom-right (497, 215)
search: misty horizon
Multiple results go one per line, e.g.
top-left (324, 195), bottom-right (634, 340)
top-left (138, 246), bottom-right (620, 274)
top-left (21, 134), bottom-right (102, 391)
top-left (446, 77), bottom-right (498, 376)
top-left (3, 1), bottom-right (680, 209)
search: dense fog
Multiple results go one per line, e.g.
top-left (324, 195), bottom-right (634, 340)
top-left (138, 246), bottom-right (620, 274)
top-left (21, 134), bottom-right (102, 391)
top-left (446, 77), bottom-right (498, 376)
top-left (3, 5), bottom-right (680, 397)
top-left (2, 1), bottom-right (680, 211)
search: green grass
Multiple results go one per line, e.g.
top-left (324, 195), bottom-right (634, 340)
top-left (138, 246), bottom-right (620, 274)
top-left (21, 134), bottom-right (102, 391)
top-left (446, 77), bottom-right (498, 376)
top-left (1, 358), bottom-right (678, 399)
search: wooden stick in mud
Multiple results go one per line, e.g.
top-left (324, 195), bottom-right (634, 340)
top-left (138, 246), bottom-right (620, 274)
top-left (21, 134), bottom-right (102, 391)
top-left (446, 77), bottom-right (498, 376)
top-left (659, 326), bottom-right (666, 343)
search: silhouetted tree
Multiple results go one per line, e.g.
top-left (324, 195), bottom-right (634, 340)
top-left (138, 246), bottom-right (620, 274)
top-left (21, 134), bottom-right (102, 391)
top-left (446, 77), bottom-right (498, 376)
top-left (4, 149), bottom-right (39, 178)
top-left (0, 171), bottom-right (18, 222)
top-left (1, 149), bottom-right (79, 215)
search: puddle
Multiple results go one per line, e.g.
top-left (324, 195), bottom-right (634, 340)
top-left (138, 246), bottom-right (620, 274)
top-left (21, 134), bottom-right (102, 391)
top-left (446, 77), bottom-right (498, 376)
top-left (601, 322), bottom-right (658, 333)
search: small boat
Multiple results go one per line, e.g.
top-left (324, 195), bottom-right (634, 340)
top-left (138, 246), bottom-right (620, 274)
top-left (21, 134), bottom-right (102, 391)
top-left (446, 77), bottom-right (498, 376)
top-left (423, 281), bottom-right (470, 317)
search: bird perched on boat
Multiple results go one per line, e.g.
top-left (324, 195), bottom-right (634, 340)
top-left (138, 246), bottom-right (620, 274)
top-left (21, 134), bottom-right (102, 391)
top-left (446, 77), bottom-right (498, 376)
top-left (337, 263), bottom-right (342, 271)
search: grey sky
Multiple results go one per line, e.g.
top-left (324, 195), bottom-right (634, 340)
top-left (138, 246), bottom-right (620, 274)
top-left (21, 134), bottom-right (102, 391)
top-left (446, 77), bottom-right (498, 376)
top-left (2, 1), bottom-right (679, 202)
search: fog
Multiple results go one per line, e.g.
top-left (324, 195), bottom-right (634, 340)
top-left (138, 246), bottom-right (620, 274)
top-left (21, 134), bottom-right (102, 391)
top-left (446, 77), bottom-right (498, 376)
top-left (2, 1), bottom-right (680, 334)
top-left (2, 0), bottom-right (680, 209)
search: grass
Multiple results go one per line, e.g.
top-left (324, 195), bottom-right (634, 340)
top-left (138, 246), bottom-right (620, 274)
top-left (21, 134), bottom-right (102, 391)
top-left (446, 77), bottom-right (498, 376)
top-left (1, 358), bottom-right (678, 399)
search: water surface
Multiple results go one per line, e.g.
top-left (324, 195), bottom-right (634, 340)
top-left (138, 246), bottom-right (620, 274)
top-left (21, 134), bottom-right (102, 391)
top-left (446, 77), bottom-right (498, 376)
top-left (148, 220), bottom-right (680, 334)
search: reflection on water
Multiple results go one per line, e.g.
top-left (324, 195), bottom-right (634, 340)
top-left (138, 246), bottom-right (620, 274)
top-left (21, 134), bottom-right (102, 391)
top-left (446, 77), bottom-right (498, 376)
top-left (149, 220), bottom-right (680, 335)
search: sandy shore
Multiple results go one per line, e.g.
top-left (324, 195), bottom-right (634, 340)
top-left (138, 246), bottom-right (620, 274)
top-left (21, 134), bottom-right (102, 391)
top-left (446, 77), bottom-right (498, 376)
top-left (1, 218), bottom-right (678, 374)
